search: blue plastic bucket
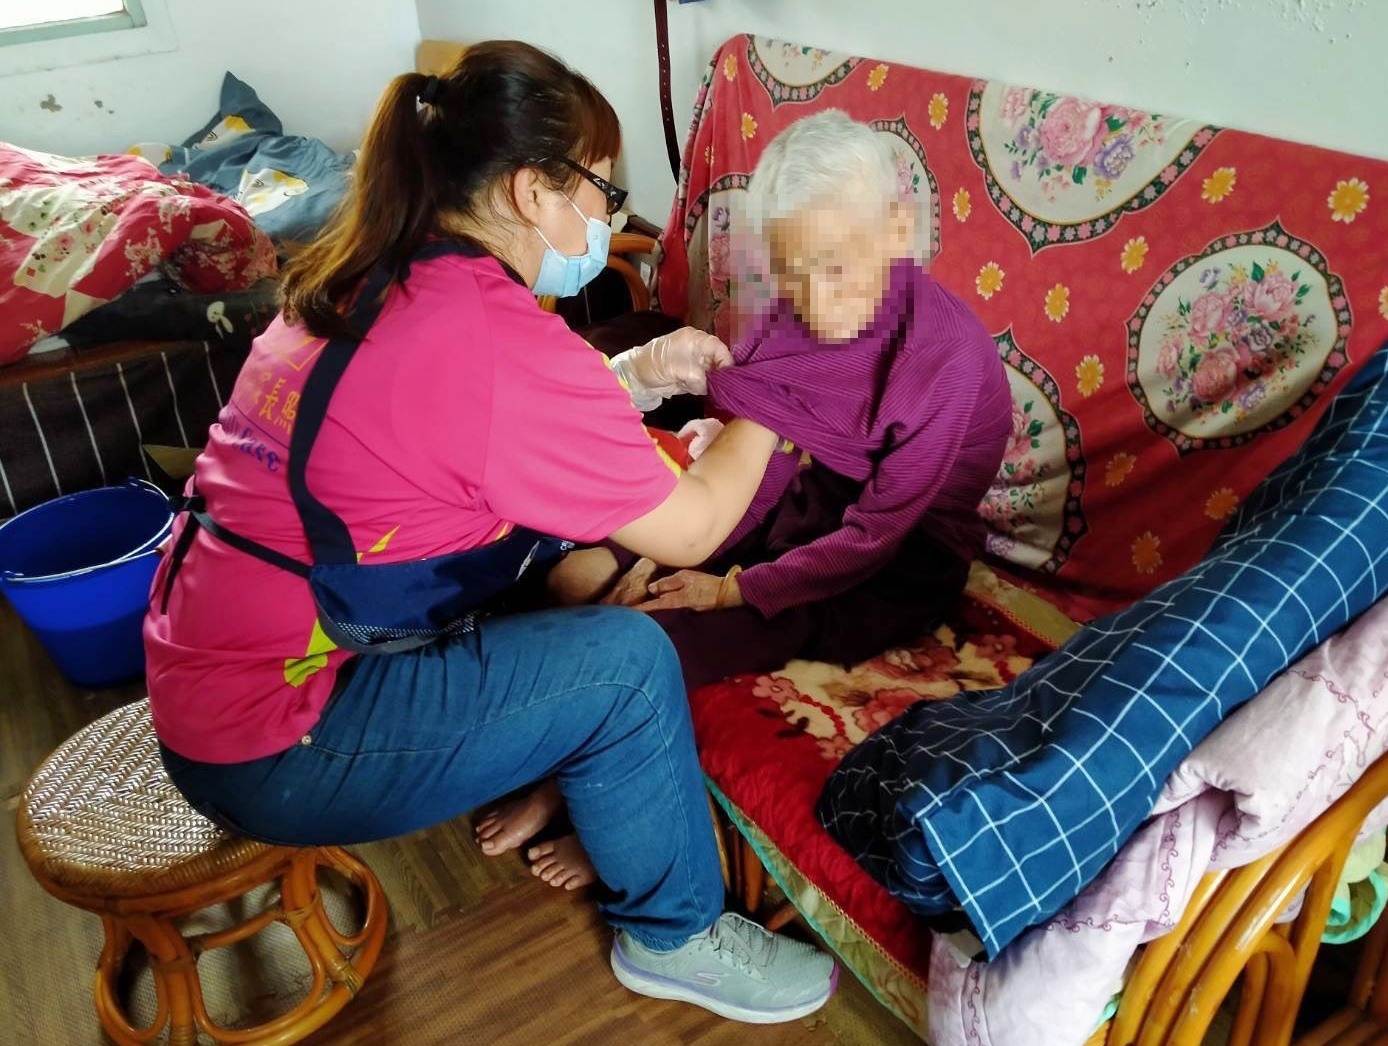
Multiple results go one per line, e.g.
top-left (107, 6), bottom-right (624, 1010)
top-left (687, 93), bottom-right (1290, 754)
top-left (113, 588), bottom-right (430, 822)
top-left (0, 479), bottom-right (173, 688)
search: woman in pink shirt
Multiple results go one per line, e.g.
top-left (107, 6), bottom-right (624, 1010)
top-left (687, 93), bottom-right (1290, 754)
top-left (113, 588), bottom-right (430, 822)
top-left (144, 42), bottom-right (835, 1024)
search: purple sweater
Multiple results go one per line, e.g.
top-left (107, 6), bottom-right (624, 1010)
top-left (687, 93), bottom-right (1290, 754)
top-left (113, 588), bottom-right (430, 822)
top-left (707, 260), bottom-right (1012, 618)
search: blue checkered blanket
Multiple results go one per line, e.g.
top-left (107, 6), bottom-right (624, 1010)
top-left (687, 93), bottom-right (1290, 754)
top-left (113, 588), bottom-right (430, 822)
top-left (818, 347), bottom-right (1388, 957)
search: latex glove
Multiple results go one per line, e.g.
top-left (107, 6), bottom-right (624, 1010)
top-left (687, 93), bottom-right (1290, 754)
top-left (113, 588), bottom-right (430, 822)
top-left (635, 568), bottom-right (743, 613)
top-left (677, 417), bottom-right (725, 461)
top-left (611, 327), bottom-right (733, 411)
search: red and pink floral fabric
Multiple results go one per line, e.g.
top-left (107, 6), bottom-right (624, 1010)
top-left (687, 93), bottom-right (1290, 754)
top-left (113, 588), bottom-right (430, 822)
top-left (658, 36), bottom-right (1388, 619)
top-left (0, 144), bottom-right (276, 365)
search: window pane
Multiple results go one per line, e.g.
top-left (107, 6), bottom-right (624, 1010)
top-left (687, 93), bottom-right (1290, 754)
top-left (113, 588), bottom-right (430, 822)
top-left (0, 1), bottom-right (125, 31)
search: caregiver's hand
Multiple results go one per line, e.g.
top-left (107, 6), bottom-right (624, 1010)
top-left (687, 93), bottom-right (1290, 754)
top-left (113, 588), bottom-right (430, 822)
top-left (678, 417), bottom-right (725, 460)
top-left (612, 327), bottom-right (733, 410)
top-left (635, 568), bottom-right (743, 613)
top-left (602, 558), bottom-right (658, 607)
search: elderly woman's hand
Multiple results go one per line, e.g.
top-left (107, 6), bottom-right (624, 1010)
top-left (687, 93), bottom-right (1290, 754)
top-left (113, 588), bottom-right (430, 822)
top-left (634, 567), bottom-right (743, 613)
top-left (611, 327), bottom-right (733, 409)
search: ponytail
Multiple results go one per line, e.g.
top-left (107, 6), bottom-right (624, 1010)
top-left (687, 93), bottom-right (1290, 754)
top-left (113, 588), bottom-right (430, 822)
top-left (280, 42), bottom-right (621, 339)
top-left (280, 72), bottom-right (439, 337)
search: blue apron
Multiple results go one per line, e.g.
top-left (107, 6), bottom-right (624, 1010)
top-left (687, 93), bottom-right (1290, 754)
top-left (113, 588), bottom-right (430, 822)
top-left (159, 240), bottom-right (572, 654)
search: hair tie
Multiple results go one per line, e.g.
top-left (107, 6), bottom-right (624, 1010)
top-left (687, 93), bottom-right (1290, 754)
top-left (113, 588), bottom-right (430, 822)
top-left (417, 75), bottom-right (442, 107)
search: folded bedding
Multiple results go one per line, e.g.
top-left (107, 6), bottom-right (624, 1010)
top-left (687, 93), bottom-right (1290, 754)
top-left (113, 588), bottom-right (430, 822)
top-left (136, 73), bottom-right (353, 244)
top-left (61, 276), bottom-right (278, 350)
top-left (820, 344), bottom-right (1388, 957)
top-left (0, 144), bottom-right (276, 366)
top-left (928, 587), bottom-right (1388, 1046)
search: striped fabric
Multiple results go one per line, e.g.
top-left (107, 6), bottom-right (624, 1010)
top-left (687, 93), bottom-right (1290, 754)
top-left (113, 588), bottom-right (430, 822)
top-left (819, 344), bottom-right (1388, 956)
top-left (0, 339), bottom-right (248, 519)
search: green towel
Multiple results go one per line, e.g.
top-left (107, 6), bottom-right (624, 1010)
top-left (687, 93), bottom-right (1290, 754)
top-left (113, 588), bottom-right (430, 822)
top-left (1094, 995), bottom-right (1120, 1029)
top-left (1324, 830), bottom-right (1388, 945)
top-left (144, 444), bottom-right (200, 482)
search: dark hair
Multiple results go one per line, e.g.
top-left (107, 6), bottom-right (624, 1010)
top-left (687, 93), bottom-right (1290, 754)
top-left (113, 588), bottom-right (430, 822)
top-left (280, 40), bottom-right (621, 337)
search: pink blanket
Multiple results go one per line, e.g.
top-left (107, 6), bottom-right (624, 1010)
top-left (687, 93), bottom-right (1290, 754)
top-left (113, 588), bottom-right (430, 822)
top-left (929, 594), bottom-right (1388, 1046)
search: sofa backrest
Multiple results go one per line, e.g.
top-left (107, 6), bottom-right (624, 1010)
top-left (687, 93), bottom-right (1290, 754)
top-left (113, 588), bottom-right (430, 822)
top-left (658, 35), bottom-right (1388, 618)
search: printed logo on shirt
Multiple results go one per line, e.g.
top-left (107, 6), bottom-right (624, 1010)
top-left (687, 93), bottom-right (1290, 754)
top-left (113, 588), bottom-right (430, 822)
top-left (222, 322), bottom-right (327, 474)
top-left (219, 407), bottom-right (285, 473)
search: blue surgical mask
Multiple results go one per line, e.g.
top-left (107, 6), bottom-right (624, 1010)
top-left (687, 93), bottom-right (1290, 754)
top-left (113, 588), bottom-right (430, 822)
top-left (532, 200), bottom-right (611, 297)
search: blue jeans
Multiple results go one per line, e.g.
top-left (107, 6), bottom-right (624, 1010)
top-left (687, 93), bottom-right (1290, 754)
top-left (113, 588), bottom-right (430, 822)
top-left (160, 606), bottom-right (724, 950)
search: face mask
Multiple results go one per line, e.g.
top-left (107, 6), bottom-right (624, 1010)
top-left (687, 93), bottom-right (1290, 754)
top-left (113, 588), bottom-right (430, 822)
top-left (532, 200), bottom-right (611, 297)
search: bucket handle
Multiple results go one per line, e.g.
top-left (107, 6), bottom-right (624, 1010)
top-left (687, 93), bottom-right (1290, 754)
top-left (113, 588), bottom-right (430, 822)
top-left (112, 478), bottom-right (177, 564)
top-left (0, 477), bottom-right (175, 582)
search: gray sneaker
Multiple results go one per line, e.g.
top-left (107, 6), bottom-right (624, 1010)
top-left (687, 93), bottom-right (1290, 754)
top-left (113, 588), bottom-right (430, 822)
top-left (610, 912), bottom-right (838, 1024)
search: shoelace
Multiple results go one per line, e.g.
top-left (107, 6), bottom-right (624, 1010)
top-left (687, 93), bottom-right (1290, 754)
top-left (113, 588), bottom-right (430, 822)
top-left (706, 913), bottom-right (774, 973)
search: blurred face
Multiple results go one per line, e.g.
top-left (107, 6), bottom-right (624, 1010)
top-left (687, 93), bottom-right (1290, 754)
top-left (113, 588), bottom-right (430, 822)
top-left (766, 197), bottom-right (915, 342)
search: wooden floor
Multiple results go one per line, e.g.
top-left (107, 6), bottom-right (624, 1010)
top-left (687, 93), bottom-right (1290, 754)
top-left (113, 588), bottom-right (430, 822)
top-left (0, 600), bottom-right (917, 1046)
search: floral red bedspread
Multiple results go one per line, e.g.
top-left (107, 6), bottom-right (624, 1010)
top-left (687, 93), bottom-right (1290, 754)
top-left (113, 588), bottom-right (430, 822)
top-left (0, 144), bottom-right (276, 365)
top-left (659, 35), bottom-right (1388, 621)
top-left (691, 566), bottom-right (1072, 1015)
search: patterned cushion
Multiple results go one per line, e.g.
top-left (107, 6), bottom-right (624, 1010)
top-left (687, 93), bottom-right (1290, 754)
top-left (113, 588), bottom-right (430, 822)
top-left (692, 563), bottom-right (1075, 1032)
top-left (658, 35), bottom-right (1388, 619)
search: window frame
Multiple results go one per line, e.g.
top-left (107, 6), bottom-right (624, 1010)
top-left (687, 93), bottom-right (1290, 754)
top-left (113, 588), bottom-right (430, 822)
top-left (0, 0), bottom-right (174, 77)
top-left (0, 1), bottom-right (148, 48)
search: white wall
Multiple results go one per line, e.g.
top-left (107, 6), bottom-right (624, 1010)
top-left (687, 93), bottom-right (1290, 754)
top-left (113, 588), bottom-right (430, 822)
top-left (416, 0), bottom-right (1386, 223)
top-left (0, 0), bottom-right (421, 155)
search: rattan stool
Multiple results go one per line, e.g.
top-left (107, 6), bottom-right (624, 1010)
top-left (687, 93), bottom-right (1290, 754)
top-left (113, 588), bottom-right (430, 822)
top-left (15, 699), bottom-right (387, 1046)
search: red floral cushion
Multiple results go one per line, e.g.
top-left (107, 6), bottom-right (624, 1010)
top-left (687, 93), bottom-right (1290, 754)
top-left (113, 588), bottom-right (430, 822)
top-left (692, 579), bottom-right (1063, 985)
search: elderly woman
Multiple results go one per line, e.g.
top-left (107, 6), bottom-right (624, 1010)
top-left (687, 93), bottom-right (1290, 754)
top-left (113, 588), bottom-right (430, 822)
top-left (488, 110), bottom-right (1012, 890)
top-left (640, 109), bottom-right (1012, 675)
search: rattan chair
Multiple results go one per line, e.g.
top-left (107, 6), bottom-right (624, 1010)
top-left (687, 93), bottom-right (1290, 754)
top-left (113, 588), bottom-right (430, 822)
top-left (1091, 749), bottom-right (1388, 1046)
top-left (722, 747), bottom-right (1388, 1044)
top-left (15, 699), bottom-right (387, 1046)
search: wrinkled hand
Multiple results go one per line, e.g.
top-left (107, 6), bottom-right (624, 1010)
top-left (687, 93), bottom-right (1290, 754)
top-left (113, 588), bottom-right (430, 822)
top-left (602, 558), bottom-right (660, 607)
top-left (634, 569), bottom-right (742, 613)
top-left (614, 327), bottom-right (733, 410)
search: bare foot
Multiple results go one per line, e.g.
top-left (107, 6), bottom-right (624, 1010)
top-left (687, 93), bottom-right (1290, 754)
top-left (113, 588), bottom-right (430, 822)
top-left (475, 778), bottom-right (564, 856)
top-left (603, 558), bottom-right (660, 608)
top-left (528, 834), bottom-right (598, 891)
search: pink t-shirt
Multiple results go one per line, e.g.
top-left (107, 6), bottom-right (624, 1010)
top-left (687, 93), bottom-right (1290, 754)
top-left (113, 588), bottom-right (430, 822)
top-left (145, 253), bottom-right (679, 763)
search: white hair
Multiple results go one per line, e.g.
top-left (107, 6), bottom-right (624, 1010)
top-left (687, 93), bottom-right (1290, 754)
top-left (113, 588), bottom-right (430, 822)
top-left (745, 110), bottom-right (899, 229)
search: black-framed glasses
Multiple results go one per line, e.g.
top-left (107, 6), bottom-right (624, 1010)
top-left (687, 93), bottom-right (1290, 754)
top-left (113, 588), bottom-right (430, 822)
top-left (553, 156), bottom-right (628, 216)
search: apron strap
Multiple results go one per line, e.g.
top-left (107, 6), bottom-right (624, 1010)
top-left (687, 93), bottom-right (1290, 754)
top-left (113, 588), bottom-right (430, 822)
top-left (158, 495), bottom-right (203, 614)
top-left (158, 491), bottom-right (312, 613)
top-left (186, 495), bottom-right (312, 579)
top-left (287, 238), bottom-right (495, 564)
top-left (161, 238), bottom-right (506, 605)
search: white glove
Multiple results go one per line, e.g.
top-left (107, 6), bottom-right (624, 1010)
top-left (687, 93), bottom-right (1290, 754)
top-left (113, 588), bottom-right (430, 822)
top-left (611, 327), bottom-right (733, 411)
top-left (677, 418), bottom-right (725, 461)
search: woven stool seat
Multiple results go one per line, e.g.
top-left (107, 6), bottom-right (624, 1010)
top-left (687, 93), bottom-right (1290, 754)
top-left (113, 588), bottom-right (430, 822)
top-left (17, 699), bottom-right (270, 898)
top-left (15, 698), bottom-right (387, 1046)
